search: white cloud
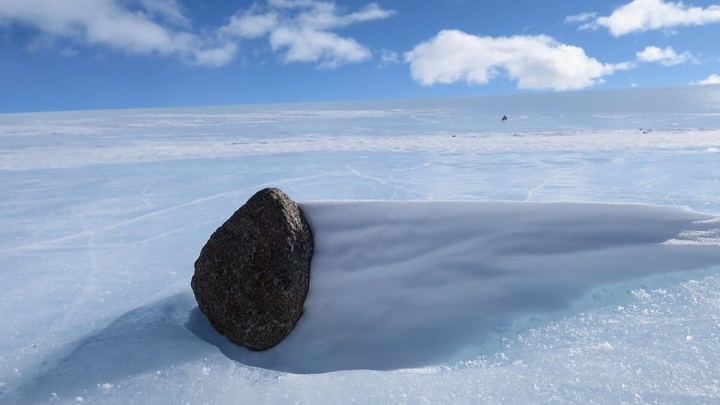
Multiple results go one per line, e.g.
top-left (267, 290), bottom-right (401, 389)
top-left (269, 27), bottom-right (370, 68)
top-left (0, 0), bottom-right (393, 69)
top-left (404, 30), bottom-right (632, 91)
top-left (219, 1), bottom-right (395, 68)
top-left (220, 10), bottom-right (279, 38)
top-left (582, 0), bottom-right (720, 36)
top-left (696, 74), bottom-right (720, 84)
top-left (191, 42), bottom-right (239, 68)
top-left (636, 45), bottom-right (694, 65)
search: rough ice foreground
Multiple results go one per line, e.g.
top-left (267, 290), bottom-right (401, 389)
top-left (2, 85), bottom-right (720, 404)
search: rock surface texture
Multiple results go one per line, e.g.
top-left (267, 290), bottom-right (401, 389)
top-left (191, 188), bottom-right (314, 351)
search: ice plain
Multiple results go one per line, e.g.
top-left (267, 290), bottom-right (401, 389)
top-left (2, 85), bottom-right (720, 404)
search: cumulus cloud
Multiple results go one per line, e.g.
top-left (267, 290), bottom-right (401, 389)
top-left (575, 0), bottom-right (720, 36)
top-left (0, 0), bottom-right (392, 68)
top-left (695, 74), bottom-right (720, 84)
top-left (404, 30), bottom-right (631, 91)
top-left (219, 1), bottom-right (395, 68)
top-left (636, 45), bottom-right (694, 65)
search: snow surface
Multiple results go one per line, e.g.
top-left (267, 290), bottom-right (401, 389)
top-left (2, 86), bottom-right (720, 404)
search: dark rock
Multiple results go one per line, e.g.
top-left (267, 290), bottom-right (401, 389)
top-left (191, 188), bottom-right (314, 351)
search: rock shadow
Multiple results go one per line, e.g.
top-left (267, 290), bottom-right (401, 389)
top-left (8, 292), bottom-right (203, 405)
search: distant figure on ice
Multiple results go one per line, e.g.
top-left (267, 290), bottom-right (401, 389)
top-left (502, 115), bottom-right (508, 121)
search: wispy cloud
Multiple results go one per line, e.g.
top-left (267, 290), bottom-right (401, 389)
top-left (378, 49), bottom-right (399, 66)
top-left (219, 8), bottom-right (279, 39)
top-left (137, 0), bottom-right (192, 28)
top-left (0, 0), bottom-right (393, 68)
top-left (564, 12), bottom-right (597, 24)
top-left (404, 30), bottom-right (632, 91)
top-left (571, 0), bottom-right (720, 36)
top-left (636, 46), bottom-right (695, 65)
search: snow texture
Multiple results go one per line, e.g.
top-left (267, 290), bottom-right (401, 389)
top-left (2, 86), bottom-right (720, 404)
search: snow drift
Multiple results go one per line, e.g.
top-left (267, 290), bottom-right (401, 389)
top-left (189, 201), bottom-right (720, 374)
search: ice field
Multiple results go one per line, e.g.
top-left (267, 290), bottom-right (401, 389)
top-left (2, 85), bottom-right (720, 404)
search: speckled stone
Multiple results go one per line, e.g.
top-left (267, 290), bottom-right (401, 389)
top-left (191, 188), bottom-right (314, 351)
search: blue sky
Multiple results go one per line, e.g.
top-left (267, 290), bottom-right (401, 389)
top-left (1, 0), bottom-right (720, 113)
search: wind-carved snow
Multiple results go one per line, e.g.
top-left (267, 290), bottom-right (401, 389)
top-left (663, 218), bottom-right (720, 246)
top-left (188, 201), bottom-right (720, 374)
top-left (2, 86), bottom-right (720, 404)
